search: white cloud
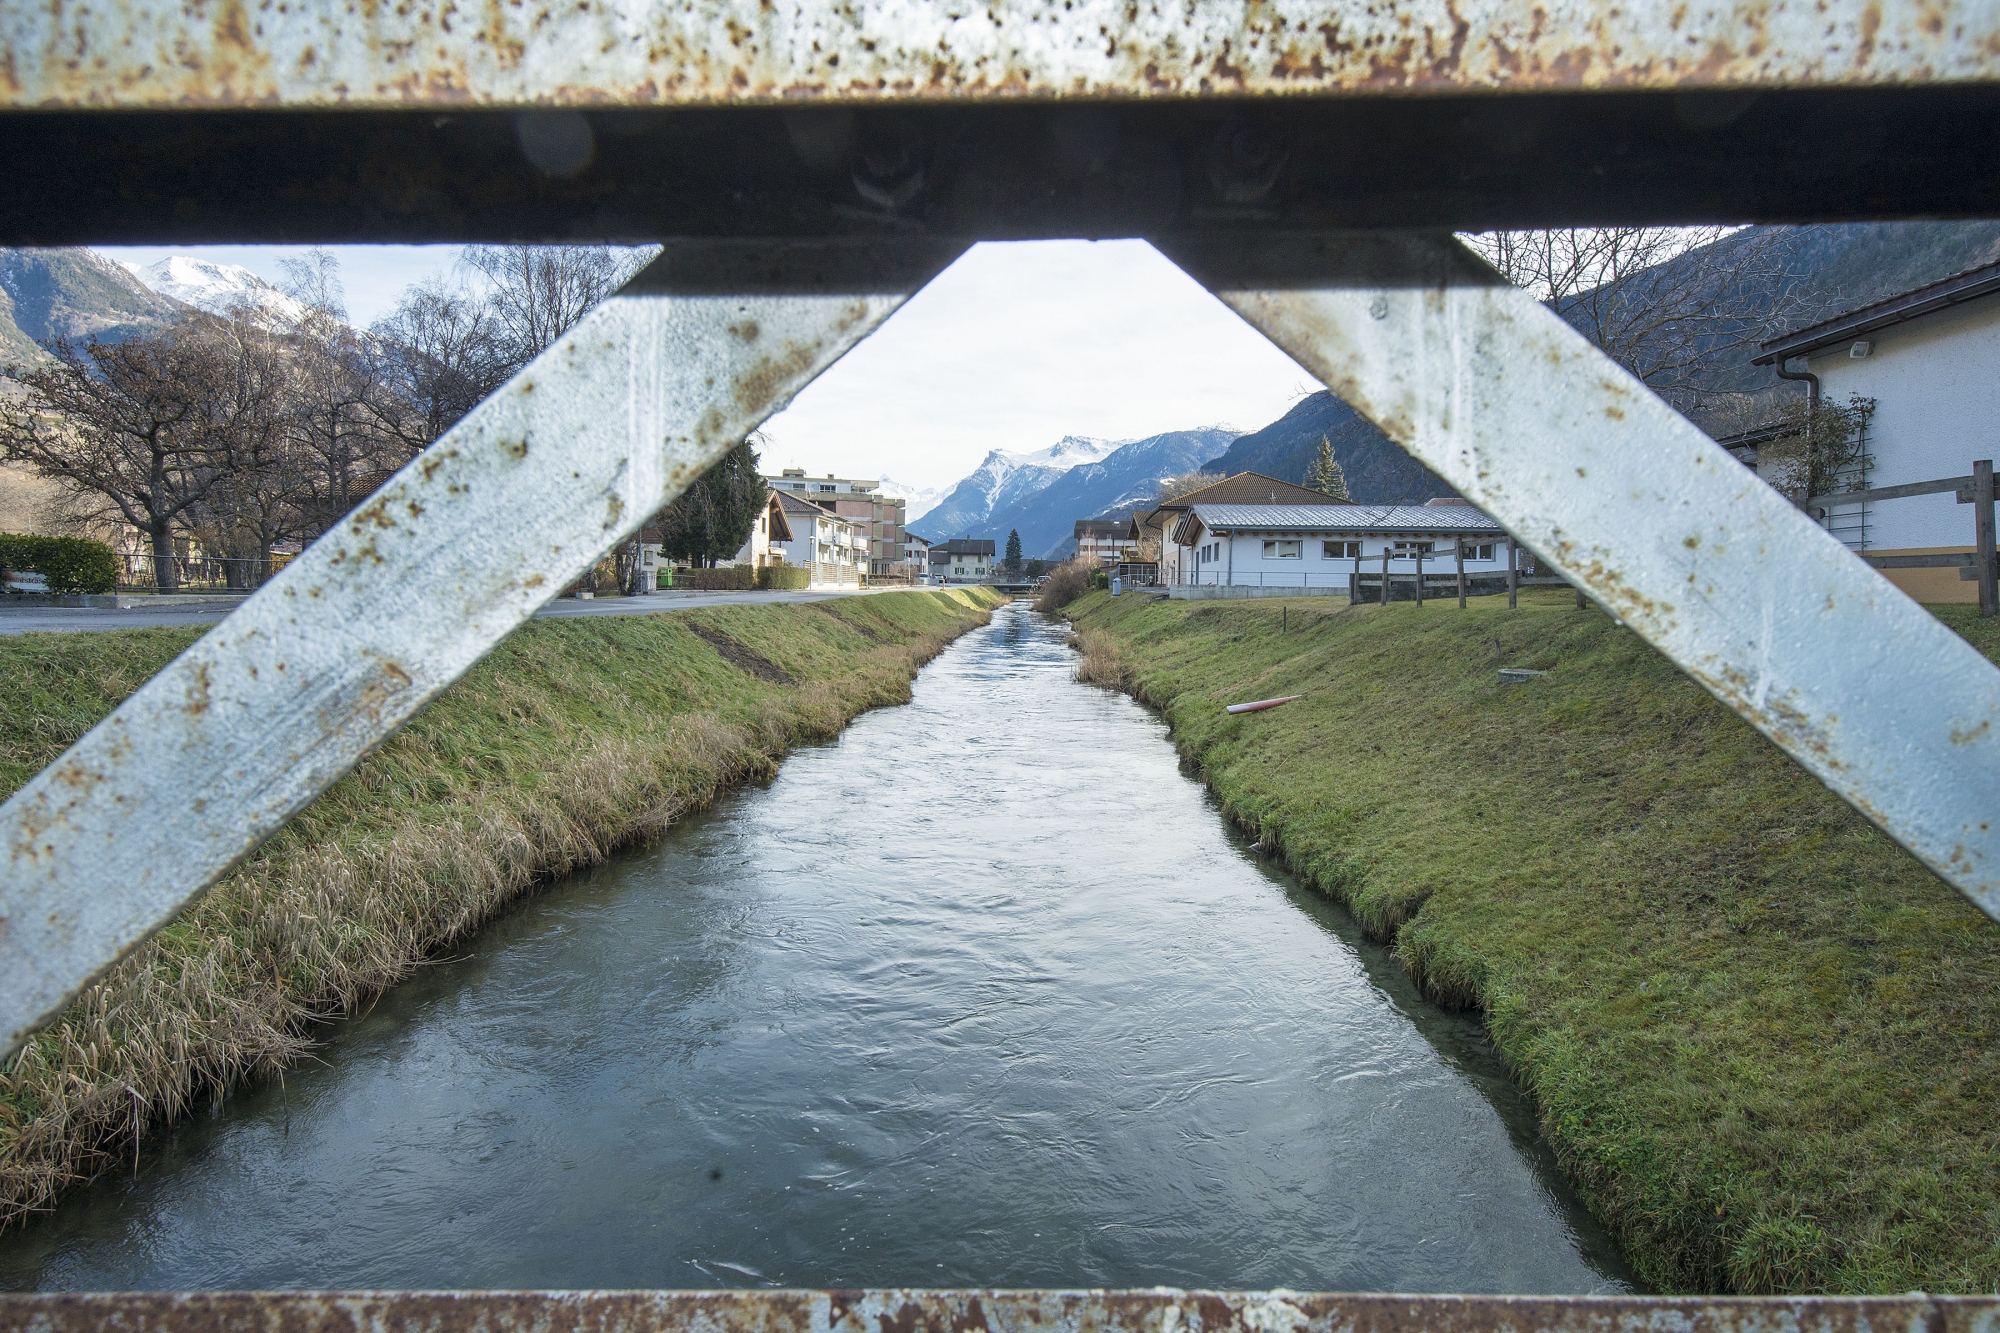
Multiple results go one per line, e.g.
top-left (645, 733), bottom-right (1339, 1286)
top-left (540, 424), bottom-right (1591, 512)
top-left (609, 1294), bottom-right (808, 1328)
top-left (759, 240), bottom-right (1317, 490)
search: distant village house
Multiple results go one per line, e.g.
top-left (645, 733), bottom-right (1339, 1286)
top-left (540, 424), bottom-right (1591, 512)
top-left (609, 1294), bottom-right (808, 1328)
top-left (931, 538), bottom-right (995, 583)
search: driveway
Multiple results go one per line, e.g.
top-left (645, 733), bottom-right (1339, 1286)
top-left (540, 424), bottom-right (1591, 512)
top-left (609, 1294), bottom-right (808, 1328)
top-left (0, 586), bottom-right (917, 636)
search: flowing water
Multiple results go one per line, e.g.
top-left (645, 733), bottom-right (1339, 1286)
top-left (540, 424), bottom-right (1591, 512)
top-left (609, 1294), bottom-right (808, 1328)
top-left (0, 602), bottom-right (1632, 1293)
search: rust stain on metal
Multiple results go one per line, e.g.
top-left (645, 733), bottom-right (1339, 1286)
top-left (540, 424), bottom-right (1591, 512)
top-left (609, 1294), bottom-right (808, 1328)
top-left (3, 0), bottom-right (1993, 109)
top-left (5, 1291), bottom-right (1998, 1333)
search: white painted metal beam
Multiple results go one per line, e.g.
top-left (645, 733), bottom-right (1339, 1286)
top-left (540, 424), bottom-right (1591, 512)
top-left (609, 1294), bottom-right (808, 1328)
top-left (0, 239), bottom-right (964, 1062)
top-left (1165, 232), bottom-right (2000, 918)
top-left (4, 0), bottom-right (1995, 110)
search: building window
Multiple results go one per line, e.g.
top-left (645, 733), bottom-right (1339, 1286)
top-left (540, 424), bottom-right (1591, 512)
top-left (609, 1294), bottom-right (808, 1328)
top-left (1392, 540), bottom-right (1435, 555)
top-left (1322, 540), bottom-right (1361, 559)
top-left (1465, 542), bottom-right (1496, 560)
top-left (1262, 539), bottom-right (1302, 559)
top-left (818, 484), bottom-right (836, 492)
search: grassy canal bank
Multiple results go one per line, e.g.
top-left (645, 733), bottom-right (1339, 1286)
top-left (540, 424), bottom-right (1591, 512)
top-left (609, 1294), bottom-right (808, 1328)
top-left (1065, 588), bottom-right (2000, 1295)
top-left (0, 588), bottom-right (1003, 1228)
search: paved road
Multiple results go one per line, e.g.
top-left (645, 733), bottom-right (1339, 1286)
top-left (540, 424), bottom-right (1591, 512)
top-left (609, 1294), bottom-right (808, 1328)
top-left (0, 587), bottom-right (920, 636)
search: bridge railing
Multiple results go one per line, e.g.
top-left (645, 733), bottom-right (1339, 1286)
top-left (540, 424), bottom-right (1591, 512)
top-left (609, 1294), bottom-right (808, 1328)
top-left (3, 0), bottom-right (2000, 1312)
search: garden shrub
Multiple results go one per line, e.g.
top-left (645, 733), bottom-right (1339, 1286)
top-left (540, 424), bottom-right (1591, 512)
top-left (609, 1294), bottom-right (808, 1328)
top-left (0, 534), bottom-right (120, 594)
top-left (756, 565), bottom-right (810, 591)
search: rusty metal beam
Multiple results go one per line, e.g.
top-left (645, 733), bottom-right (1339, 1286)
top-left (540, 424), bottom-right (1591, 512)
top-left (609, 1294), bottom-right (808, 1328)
top-left (1166, 231), bottom-right (2000, 919)
top-left (0, 237), bottom-right (964, 1064)
top-left (3, 1290), bottom-right (1999, 1333)
top-left (6, 0), bottom-right (1998, 111)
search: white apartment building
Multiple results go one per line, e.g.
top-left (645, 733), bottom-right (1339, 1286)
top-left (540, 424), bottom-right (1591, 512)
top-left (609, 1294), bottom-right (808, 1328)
top-left (774, 491), bottom-right (864, 587)
top-left (765, 468), bottom-right (909, 577)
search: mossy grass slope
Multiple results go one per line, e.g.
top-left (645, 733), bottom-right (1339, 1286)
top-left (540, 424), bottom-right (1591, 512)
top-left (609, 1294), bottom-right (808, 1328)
top-left (0, 588), bottom-right (1003, 1226)
top-left (1067, 588), bottom-right (2000, 1295)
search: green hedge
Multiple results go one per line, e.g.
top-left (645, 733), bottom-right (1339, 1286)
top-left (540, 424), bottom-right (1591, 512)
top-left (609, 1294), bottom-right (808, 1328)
top-left (755, 565), bottom-right (810, 591)
top-left (687, 566), bottom-right (755, 591)
top-left (0, 534), bottom-right (120, 594)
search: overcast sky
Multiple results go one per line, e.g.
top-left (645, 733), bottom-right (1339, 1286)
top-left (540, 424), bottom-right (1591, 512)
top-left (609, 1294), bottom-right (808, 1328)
top-left (98, 240), bottom-right (1318, 493)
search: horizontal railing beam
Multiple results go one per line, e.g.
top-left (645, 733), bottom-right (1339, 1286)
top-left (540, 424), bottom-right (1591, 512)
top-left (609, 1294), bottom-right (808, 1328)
top-left (2, 1288), bottom-right (1996, 1333)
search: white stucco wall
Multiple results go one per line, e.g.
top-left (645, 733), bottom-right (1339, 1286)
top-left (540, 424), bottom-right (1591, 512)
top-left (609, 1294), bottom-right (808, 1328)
top-left (1182, 533), bottom-right (1506, 587)
top-left (1808, 294), bottom-right (2000, 551)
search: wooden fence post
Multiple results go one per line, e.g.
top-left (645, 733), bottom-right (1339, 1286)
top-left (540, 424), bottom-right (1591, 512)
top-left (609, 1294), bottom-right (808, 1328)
top-left (1353, 548), bottom-right (1362, 605)
top-left (1506, 535), bottom-right (1518, 609)
top-left (1416, 546), bottom-right (1425, 607)
top-left (1380, 547), bottom-right (1390, 606)
top-left (1978, 458), bottom-right (1997, 617)
top-left (1455, 538), bottom-right (1467, 608)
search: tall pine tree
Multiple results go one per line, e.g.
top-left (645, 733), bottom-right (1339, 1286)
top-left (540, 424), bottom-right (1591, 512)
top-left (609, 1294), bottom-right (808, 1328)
top-left (1004, 528), bottom-right (1023, 572)
top-left (1304, 436), bottom-right (1350, 501)
top-left (656, 438), bottom-right (767, 567)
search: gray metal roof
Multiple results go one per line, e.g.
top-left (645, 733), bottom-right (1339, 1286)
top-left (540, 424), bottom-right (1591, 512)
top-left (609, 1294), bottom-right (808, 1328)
top-left (1187, 504), bottom-right (1504, 534)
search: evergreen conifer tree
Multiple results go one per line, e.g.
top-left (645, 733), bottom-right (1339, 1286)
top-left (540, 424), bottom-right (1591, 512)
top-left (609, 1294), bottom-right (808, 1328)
top-left (1305, 436), bottom-right (1350, 501)
top-left (1004, 528), bottom-right (1023, 572)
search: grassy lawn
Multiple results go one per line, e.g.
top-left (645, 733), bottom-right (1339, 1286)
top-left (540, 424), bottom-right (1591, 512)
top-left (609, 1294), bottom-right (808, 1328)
top-left (0, 589), bottom-right (1002, 1227)
top-left (1068, 587), bottom-right (2000, 1295)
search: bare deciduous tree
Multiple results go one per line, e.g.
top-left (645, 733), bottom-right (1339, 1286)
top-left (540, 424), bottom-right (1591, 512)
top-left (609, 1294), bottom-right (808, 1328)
top-left (1461, 227), bottom-right (1818, 415)
top-left (1, 331), bottom-right (249, 590)
top-left (465, 245), bottom-right (655, 372)
top-left (182, 315), bottom-right (303, 586)
top-left (369, 277), bottom-right (510, 451)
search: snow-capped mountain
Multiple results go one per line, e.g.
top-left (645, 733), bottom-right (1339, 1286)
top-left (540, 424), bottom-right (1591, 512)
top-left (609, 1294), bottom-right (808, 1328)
top-left (1003, 434), bottom-right (1123, 470)
top-left (0, 248), bottom-right (183, 364)
top-left (128, 256), bottom-right (311, 327)
top-left (917, 435), bottom-right (1130, 539)
top-left (876, 475), bottom-right (947, 524)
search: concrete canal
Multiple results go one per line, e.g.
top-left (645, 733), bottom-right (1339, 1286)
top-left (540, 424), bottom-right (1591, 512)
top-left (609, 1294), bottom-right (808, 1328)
top-left (0, 602), bottom-right (1632, 1292)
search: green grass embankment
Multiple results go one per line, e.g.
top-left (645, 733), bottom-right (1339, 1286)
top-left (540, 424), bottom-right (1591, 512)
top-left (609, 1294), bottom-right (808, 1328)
top-left (0, 589), bottom-right (1003, 1227)
top-left (1066, 588), bottom-right (2000, 1295)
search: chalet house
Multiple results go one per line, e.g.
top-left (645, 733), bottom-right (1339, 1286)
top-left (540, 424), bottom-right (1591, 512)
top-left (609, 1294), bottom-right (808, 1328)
top-left (1173, 501), bottom-right (1507, 593)
top-left (1131, 473), bottom-right (1339, 585)
top-left (728, 491), bottom-right (796, 571)
top-left (1751, 259), bottom-right (2000, 604)
top-left (930, 538), bottom-right (995, 583)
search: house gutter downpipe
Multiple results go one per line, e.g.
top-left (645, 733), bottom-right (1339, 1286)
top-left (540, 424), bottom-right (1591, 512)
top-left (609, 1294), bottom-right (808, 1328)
top-left (1774, 354), bottom-right (1822, 513)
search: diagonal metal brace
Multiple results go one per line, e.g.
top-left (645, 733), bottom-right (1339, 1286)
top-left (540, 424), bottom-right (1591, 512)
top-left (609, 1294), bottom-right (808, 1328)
top-left (1165, 232), bottom-right (2000, 919)
top-left (0, 239), bottom-right (965, 1062)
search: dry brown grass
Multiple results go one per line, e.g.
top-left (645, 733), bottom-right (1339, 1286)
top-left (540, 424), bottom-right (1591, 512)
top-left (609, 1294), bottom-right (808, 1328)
top-left (0, 588), bottom-right (1002, 1227)
top-left (1070, 628), bottom-right (1129, 689)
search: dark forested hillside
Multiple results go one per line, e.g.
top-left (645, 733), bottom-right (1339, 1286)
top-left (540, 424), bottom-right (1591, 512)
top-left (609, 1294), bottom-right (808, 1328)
top-left (0, 249), bottom-right (185, 366)
top-left (1208, 394), bottom-right (1452, 504)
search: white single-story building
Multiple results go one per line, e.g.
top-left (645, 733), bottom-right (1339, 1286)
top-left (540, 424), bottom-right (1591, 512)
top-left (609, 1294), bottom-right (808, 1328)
top-left (1751, 258), bottom-right (2000, 603)
top-left (1173, 502), bottom-right (1510, 592)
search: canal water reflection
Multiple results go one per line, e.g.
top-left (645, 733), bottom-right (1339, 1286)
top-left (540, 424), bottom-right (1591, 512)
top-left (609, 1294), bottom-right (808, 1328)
top-left (1, 601), bottom-right (1632, 1293)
